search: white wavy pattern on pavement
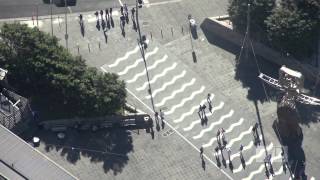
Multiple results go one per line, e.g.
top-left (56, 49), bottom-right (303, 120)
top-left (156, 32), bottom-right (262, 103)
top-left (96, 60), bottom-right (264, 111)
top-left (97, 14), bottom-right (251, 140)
top-left (136, 62), bottom-right (177, 91)
top-left (233, 143), bottom-right (273, 173)
top-left (108, 46), bottom-right (139, 68)
top-left (164, 86), bottom-right (205, 115)
top-left (127, 54), bottom-right (168, 83)
top-left (155, 81), bottom-right (203, 108)
top-left (118, 47), bottom-right (159, 76)
top-left (242, 153), bottom-right (282, 180)
top-left (193, 110), bottom-right (234, 140)
top-left (174, 94), bottom-right (214, 123)
top-left (183, 101), bottom-right (224, 132)
top-left (202, 117), bottom-right (244, 148)
top-left (226, 136), bottom-right (262, 162)
top-left (226, 126), bottom-right (253, 148)
top-left (145, 70), bottom-right (186, 99)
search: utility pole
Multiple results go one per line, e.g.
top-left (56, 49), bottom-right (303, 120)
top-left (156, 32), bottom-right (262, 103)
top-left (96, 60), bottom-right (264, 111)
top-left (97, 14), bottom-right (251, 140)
top-left (135, 0), bottom-right (155, 112)
top-left (36, 4), bottom-right (39, 27)
top-left (50, 0), bottom-right (53, 37)
top-left (245, 3), bottom-right (251, 62)
top-left (64, 0), bottom-right (69, 50)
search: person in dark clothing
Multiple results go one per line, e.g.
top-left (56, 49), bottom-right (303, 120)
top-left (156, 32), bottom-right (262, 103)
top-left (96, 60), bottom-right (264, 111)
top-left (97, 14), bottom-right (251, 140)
top-left (110, 8), bottom-right (113, 16)
top-left (105, 8), bottom-right (109, 19)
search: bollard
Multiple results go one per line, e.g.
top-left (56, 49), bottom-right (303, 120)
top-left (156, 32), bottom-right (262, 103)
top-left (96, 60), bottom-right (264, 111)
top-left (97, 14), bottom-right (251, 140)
top-left (171, 27), bottom-right (173, 37)
top-left (88, 43), bottom-right (91, 53)
top-left (98, 41), bottom-right (101, 50)
top-left (181, 26), bottom-right (184, 35)
top-left (161, 29), bottom-right (163, 39)
top-left (150, 32), bottom-right (153, 40)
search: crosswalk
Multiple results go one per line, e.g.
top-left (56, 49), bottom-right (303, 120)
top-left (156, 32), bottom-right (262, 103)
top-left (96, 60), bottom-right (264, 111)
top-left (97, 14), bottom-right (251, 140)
top-left (100, 39), bottom-right (315, 180)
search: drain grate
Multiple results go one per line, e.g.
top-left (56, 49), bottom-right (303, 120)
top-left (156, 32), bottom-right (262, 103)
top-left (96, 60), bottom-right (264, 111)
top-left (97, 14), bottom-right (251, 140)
top-left (162, 129), bottom-right (174, 137)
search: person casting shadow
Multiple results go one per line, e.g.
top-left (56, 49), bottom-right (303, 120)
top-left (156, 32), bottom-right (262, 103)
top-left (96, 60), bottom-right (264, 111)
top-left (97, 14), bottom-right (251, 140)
top-left (201, 156), bottom-right (206, 171)
top-left (103, 30), bottom-right (108, 43)
top-left (96, 20), bottom-right (101, 31)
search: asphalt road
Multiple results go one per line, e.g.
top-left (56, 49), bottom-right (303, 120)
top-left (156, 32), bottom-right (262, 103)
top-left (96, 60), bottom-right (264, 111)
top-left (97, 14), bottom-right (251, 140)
top-left (0, 0), bottom-right (136, 19)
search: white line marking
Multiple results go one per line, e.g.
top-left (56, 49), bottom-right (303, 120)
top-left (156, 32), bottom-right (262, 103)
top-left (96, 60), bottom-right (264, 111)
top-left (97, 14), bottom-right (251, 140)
top-left (154, 77), bottom-right (196, 107)
top-left (136, 62), bottom-right (177, 91)
top-left (146, 70), bottom-right (186, 99)
top-left (109, 47), bottom-right (140, 68)
top-left (225, 118), bottom-right (244, 133)
top-left (118, 0), bottom-right (123, 6)
top-left (226, 126), bottom-right (253, 148)
top-left (201, 118), bottom-right (244, 148)
top-left (164, 86), bottom-right (206, 115)
top-left (193, 110), bottom-right (234, 140)
top-left (148, 0), bottom-right (182, 6)
top-left (154, 78), bottom-right (196, 109)
top-left (100, 65), bottom-right (233, 180)
top-left (152, 78), bottom-right (196, 99)
top-left (174, 94), bottom-right (214, 123)
top-left (128, 54), bottom-right (168, 84)
top-left (241, 153), bottom-right (282, 180)
top-left (108, 39), bottom-right (149, 68)
top-left (225, 136), bottom-right (262, 161)
top-left (183, 101), bottom-right (224, 131)
top-left (118, 47), bottom-right (159, 76)
top-left (233, 143), bottom-right (273, 173)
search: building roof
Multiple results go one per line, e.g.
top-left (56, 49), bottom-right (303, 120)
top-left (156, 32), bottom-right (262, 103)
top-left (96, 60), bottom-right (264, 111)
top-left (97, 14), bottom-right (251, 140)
top-left (0, 125), bottom-right (78, 180)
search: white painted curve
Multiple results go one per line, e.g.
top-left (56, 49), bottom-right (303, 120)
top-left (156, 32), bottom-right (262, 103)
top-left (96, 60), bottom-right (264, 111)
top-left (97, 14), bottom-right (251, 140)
top-left (164, 86), bottom-right (205, 115)
top-left (174, 94), bottom-right (214, 123)
top-left (118, 47), bottom-right (158, 76)
top-left (193, 110), bottom-right (234, 140)
top-left (226, 126), bottom-right (253, 148)
top-left (136, 62), bottom-right (177, 91)
top-left (127, 54), bottom-right (168, 83)
top-left (145, 70), bottom-right (186, 99)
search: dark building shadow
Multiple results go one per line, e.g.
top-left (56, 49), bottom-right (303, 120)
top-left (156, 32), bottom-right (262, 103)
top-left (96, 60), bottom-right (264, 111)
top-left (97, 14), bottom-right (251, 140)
top-left (200, 21), bottom-right (280, 104)
top-left (21, 127), bottom-right (133, 176)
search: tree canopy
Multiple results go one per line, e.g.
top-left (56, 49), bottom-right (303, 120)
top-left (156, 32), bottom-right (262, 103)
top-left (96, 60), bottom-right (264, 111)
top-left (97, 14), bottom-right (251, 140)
top-left (228, 0), bottom-right (320, 59)
top-left (0, 23), bottom-right (126, 119)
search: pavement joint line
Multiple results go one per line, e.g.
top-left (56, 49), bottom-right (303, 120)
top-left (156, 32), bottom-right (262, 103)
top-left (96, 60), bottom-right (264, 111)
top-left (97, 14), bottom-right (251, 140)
top-left (99, 66), bottom-right (234, 180)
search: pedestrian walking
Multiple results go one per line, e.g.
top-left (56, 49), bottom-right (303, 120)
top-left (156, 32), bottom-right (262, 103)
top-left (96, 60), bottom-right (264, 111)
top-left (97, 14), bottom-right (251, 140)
top-left (216, 130), bottom-right (221, 146)
top-left (239, 144), bottom-right (244, 159)
top-left (124, 3), bottom-right (128, 16)
top-left (120, 6), bottom-right (124, 15)
top-left (105, 8), bottom-right (109, 19)
top-left (200, 146), bottom-right (204, 158)
top-left (100, 10), bottom-right (104, 19)
top-left (207, 93), bottom-right (212, 104)
top-left (160, 109), bottom-right (164, 120)
top-left (110, 8), bottom-right (113, 17)
top-left (131, 8), bottom-right (136, 19)
top-left (227, 148), bottom-right (231, 160)
top-left (94, 11), bottom-right (99, 20)
top-left (220, 128), bottom-right (226, 144)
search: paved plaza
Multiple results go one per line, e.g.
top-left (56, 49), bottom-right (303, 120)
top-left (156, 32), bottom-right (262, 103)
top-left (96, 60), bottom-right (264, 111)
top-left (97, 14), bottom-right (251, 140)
top-left (1, 0), bottom-right (320, 179)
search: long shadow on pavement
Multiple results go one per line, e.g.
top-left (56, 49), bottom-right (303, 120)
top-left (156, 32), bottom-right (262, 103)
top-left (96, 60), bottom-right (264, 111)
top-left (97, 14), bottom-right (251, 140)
top-left (22, 127), bottom-right (133, 176)
top-left (200, 22), bottom-right (280, 104)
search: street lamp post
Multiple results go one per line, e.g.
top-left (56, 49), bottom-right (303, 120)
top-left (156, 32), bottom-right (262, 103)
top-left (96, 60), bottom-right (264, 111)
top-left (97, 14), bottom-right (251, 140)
top-left (64, 0), bottom-right (69, 50)
top-left (135, 0), bottom-right (155, 112)
top-left (50, 0), bottom-right (53, 37)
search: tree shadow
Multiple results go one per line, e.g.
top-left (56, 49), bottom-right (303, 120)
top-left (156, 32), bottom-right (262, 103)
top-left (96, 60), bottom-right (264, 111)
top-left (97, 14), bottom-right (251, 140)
top-left (21, 127), bottom-right (133, 176)
top-left (201, 21), bottom-right (280, 104)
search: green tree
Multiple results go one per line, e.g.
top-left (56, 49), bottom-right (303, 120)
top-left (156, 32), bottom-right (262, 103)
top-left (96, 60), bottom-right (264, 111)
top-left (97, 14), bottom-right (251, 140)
top-left (228, 0), bottom-right (275, 35)
top-left (265, 6), bottom-right (317, 58)
top-left (0, 23), bottom-right (126, 119)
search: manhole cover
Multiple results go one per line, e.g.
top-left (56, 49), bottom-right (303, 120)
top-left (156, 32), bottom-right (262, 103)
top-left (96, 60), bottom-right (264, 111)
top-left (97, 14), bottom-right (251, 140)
top-left (162, 129), bottom-right (174, 137)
